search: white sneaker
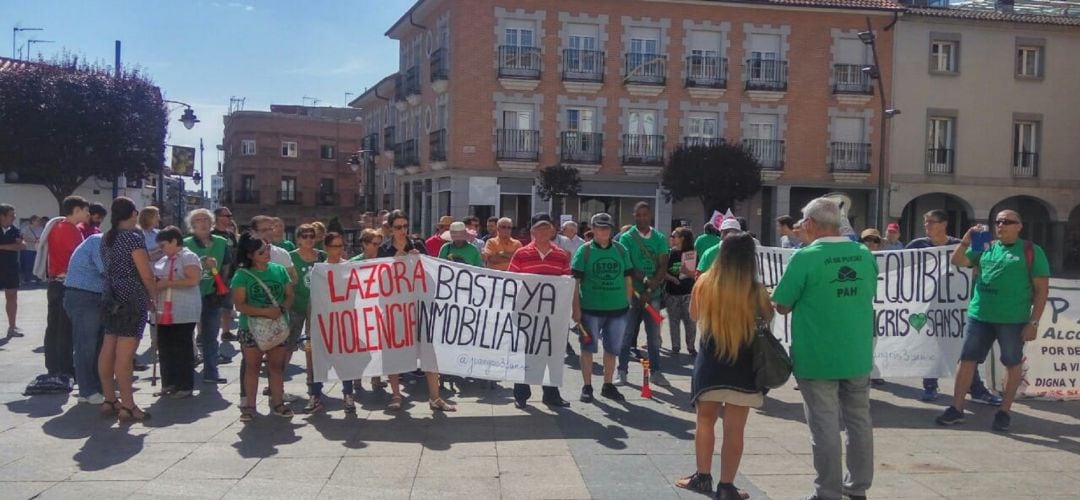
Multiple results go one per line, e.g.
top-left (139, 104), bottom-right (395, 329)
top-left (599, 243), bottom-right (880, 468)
top-left (651, 372), bottom-right (668, 386)
top-left (78, 393), bottom-right (105, 405)
top-left (616, 370), bottom-right (628, 386)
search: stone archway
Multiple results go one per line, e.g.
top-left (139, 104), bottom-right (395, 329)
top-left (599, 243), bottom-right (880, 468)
top-left (898, 192), bottom-right (974, 243)
top-left (1066, 204), bottom-right (1080, 277)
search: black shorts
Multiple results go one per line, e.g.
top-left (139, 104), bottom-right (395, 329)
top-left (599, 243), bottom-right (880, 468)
top-left (0, 268), bottom-right (19, 290)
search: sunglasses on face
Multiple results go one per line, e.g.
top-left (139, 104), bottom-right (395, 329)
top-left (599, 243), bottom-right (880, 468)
top-left (393, 224), bottom-right (407, 230)
top-left (995, 219), bottom-right (1020, 226)
top-left (298, 233), bottom-right (316, 239)
top-left (864, 237), bottom-right (881, 244)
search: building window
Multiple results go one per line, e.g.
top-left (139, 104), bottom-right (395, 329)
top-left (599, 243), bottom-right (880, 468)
top-left (320, 145), bottom-right (335, 160)
top-left (279, 176), bottom-right (298, 203)
top-left (685, 111), bottom-right (721, 148)
top-left (1013, 121), bottom-right (1039, 177)
top-left (1016, 46), bottom-right (1041, 78)
top-left (930, 41), bottom-right (957, 73)
top-left (241, 139), bottom-right (256, 156)
top-left (281, 141), bottom-right (298, 158)
top-left (927, 117), bottom-right (955, 174)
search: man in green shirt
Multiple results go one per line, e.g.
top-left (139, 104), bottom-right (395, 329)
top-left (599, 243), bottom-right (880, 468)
top-left (438, 222), bottom-right (483, 267)
top-left (695, 216), bottom-right (743, 275)
top-left (771, 197), bottom-right (876, 500)
top-left (693, 222), bottom-right (720, 256)
top-left (571, 213), bottom-right (633, 403)
top-left (937, 210), bottom-right (1050, 432)
top-left (615, 202), bottom-right (669, 385)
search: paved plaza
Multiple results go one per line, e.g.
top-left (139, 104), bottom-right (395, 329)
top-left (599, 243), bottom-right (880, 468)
top-left (0, 288), bottom-right (1077, 499)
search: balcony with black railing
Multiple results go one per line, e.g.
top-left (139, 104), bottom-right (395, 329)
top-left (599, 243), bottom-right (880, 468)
top-left (430, 48), bottom-right (449, 82)
top-left (622, 134), bottom-right (665, 166)
top-left (234, 190), bottom-right (260, 204)
top-left (562, 49), bottom-right (604, 82)
top-left (393, 139), bottom-right (419, 168)
top-left (496, 129), bottom-right (540, 162)
top-left (829, 142), bottom-right (872, 172)
top-left (742, 138), bottom-right (785, 170)
top-left (498, 46), bottom-right (541, 79)
top-left (682, 136), bottom-right (726, 149)
top-left (404, 66), bottom-right (421, 96)
top-left (833, 64), bottom-right (873, 94)
top-left (560, 131), bottom-right (602, 164)
top-left (745, 59), bottom-right (788, 91)
top-left (685, 55), bottom-right (727, 89)
top-left (624, 53), bottom-right (666, 85)
top-left (430, 129), bottom-right (447, 162)
top-left (276, 190), bottom-right (301, 205)
top-left (316, 192), bottom-right (339, 206)
top-left (927, 148), bottom-right (954, 174)
top-left (1013, 152), bottom-right (1039, 177)
top-left (383, 126), bottom-right (396, 151)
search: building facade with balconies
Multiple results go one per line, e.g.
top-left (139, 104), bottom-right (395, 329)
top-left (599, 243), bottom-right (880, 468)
top-left (219, 105), bottom-right (364, 231)
top-left (888, 0), bottom-right (1080, 273)
top-left (368, 0), bottom-right (899, 238)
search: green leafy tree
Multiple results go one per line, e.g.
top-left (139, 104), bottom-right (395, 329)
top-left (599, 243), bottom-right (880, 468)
top-left (661, 142), bottom-right (763, 219)
top-left (0, 56), bottom-right (167, 210)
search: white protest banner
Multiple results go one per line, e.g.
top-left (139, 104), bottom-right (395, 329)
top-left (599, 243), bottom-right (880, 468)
top-left (757, 245), bottom-right (974, 378)
top-left (308, 255), bottom-right (574, 386)
top-left (417, 257), bottom-right (574, 385)
top-left (992, 280), bottom-right (1080, 400)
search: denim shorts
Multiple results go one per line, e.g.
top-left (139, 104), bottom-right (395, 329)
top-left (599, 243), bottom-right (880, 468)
top-left (959, 317), bottom-right (1026, 367)
top-left (580, 312), bottom-right (628, 354)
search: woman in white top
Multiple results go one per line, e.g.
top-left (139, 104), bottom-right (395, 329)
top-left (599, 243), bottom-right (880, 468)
top-left (152, 226), bottom-right (203, 398)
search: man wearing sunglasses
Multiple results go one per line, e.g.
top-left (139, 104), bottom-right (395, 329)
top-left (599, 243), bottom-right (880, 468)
top-left (907, 210), bottom-right (999, 405)
top-left (937, 210), bottom-right (1050, 432)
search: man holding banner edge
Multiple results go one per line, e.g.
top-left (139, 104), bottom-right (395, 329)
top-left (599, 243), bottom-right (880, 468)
top-left (937, 210), bottom-right (1050, 432)
top-left (508, 213), bottom-right (575, 409)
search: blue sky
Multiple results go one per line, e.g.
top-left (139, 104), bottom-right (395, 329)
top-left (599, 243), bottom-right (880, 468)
top-left (2, 0), bottom-right (406, 179)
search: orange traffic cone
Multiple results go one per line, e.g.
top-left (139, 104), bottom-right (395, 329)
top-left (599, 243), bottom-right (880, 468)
top-left (641, 359), bottom-right (652, 399)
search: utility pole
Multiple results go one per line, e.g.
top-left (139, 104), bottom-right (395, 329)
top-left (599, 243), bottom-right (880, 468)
top-left (113, 40), bottom-right (121, 198)
top-left (25, 38), bottom-right (54, 60)
top-left (12, 26), bottom-right (43, 59)
top-left (199, 138), bottom-right (205, 203)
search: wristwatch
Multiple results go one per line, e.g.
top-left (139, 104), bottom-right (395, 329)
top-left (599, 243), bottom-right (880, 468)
top-left (1028, 320), bottom-right (1039, 328)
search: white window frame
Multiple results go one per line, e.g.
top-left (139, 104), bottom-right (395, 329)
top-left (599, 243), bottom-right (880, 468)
top-left (281, 141), bottom-right (298, 158)
top-left (241, 139), bottom-right (256, 156)
top-left (1016, 46), bottom-right (1041, 78)
top-left (930, 41), bottom-right (957, 73)
top-left (687, 112), bottom-right (719, 138)
top-left (927, 117), bottom-right (953, 150)
top-left (1013, 121), bottom-right (1038, 166)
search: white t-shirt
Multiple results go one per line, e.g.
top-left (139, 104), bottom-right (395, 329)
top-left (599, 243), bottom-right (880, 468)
top-left (270, 245), bottom-right (294, 268)
top-left (151, 248), bottom-right (203, 325)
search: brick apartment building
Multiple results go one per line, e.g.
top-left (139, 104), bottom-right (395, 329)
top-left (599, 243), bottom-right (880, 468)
top-left (219, 105), bottom-right (364, 231)
top-left (352, 0), bottom-right (900, 240)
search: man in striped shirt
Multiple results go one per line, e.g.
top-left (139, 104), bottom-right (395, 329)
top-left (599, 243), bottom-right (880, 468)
top-left (508, 212), bottom-right (576, 409)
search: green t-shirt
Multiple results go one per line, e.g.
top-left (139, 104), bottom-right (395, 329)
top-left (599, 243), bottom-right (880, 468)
top-left (618, 228), bottom-right (668, 297)
top-left (439, 242), bottom-right (483, 267)
top-left (694, 233), bottom-right (721, 256)
top-left (289, 249), bottom-right (327, 313)
top-left (183, 235), bottom-right (228, 296)
top-left (278, 240), bottom-right (297, 252)
top-left (697, 242), bottom-right (721, 274)
top-left (771, 237), bottom-right (878, 380)
top-left (348, 253), bottom-right (367, 262)
top-left (966, 239), bottom-right (1050, 324)
top-left (230, 263), bottom-right (292, 331)
top-left (571, 241), bottom-right (634, 313)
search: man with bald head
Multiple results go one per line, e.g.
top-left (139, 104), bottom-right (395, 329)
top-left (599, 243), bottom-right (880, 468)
top-left (938, 210), bottom-right (1050, 432)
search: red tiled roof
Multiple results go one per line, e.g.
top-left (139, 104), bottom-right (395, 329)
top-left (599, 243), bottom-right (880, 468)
top-left (906, 7), bottom-right (1080, 26)
top-left (716, 0), bottom-right (904, 10)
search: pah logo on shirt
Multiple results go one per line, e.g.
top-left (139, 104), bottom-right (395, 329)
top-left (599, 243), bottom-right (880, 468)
top-left (832, 265), bottom-right (861, 297)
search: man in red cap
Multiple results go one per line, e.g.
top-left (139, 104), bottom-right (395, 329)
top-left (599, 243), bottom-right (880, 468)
top-left (883, 222), bottom-right (905, 251)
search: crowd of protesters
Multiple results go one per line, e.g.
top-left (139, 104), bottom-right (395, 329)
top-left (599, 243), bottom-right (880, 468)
top-left (0, 194), bottom-right (1053, 500)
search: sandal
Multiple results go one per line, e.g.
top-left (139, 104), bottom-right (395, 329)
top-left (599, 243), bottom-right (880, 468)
top-left (387, 395), bottom-right (403, 411)
top-left (429, 398), bottom-right (457, 412)
top-left (370, 377), bottom-right (388, 390)
top-left (675, 472), bottom-right (713, 493)
top-left (239, 405), bottom-right (256, 423)
top-left (303, 396), bottom-right (324, 414)
top-left (100, 399), bottom-right (121, 417)
top-left (270, 402), bottom-right (294, 417)
top-left (118, 406), bottom-right (151, 423)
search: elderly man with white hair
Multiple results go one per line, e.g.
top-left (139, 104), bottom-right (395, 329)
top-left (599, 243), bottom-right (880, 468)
top-left (771, 197), bottom-right (878, 500)
top-left (555, 220), bottom-right (585, 255)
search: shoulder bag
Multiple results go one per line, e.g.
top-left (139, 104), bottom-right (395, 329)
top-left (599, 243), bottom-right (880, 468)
top-left (751, 316), bottom-right (793, 390)
top-left (239, 268), bottom-right (290, 351)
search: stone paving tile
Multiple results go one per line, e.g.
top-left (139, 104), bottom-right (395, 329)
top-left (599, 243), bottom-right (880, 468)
top-left (36, 480), bottom-right (145, 499)
top-left (495, 437), bottom-right (572, 457)
top-left (573, 453), bottom-right (677, 499)
top-left (0, 481), bottom-right (56, 499)
top-left (498, 475), bottom-right (592, 500)
top-left (246, 456), bottom-right (341, 480)
top-left (317, 480), bottom-right (412, 500)
top-left (410, 476), bottom-right (500, 500)
top-left (131, 478), bottom-right (237, 499)
top-left (222, 476), bottom-right (328, 499)
top-left (415, 454), bottom-right (498, 478)
top-left (329, 456), bottom-right (419, 483)
top-left (155, 444), bottom-right (260, 480)
top-left (68, 442), bottom-right (200, 481)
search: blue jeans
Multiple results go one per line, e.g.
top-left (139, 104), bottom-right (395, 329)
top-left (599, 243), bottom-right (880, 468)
top-left (579, 312), bottom-right (628, 354)
top-left (199, 296), bottom-right (222, 379)
top-left (309, 380), bottom-right (354, 397)
top-left (63, 288), bottom-right (103, 398)
top-left (618, 296), bottom-right (663, 373)
top-left (19, 250), bottom-right (36, 283)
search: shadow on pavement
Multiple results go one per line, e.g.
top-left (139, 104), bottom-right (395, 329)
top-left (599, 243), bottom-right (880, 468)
top-left (72, 425), bottom-right (147, 472)
top-left (4, 394), bottom-right (69, 418)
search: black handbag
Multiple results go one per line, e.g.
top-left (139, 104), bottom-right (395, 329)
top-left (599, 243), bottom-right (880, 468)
top-left (751, 317), bottom-right (792, 390)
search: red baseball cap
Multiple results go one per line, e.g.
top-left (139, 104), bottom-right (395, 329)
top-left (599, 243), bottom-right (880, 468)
top-left (886, 223), bottom-right (900, 233)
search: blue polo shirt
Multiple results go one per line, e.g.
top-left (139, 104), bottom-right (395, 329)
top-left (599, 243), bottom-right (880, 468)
top-left (63, 234), bottom-right (105, 293)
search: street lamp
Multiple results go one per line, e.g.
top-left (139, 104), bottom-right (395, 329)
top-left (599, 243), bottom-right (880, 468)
top-left (164, 100), bottom-right (200, 129)
top-left (348, 149), bottom-right (376, 211)
top-left (858, 19), bottom-right (900, 228)
top-left (159, 100), bottom-right (200, 208)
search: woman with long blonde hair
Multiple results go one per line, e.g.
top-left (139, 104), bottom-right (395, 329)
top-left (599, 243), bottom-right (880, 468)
top-left (676, 232), bottom-right (772, 500)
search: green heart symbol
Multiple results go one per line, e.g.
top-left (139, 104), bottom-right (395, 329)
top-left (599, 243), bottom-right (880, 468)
top-left (909, 313), bottom-right (928, 332)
